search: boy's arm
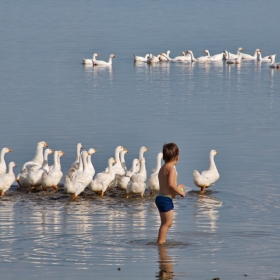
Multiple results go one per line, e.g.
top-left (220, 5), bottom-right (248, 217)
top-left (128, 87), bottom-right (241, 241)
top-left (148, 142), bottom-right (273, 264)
top-left (168, 167), bottom-right (186, 197)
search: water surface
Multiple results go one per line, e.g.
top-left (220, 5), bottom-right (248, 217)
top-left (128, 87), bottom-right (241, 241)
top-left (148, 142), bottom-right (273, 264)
top-left (0, 1), bottom-right (280, 279)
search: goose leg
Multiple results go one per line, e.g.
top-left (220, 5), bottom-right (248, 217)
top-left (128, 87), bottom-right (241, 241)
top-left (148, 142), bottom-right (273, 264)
top-left (52, 185), bottom-right (58, 192)
top-left (28, 186), bottom-right (35, 192)
top-left (141, 194), bottom-right (144, 198)
top-left (0, 190), bottom-right (5, 196)
top-left (200, 185), bottom-right (206, 194)
top-left (101, 191), bottom-right (105, 196)
top-left (72, 195), bottom-right (78, 200)
top-left (150, 191), bottom-right (153, 195)
top-left (16, 179), bottom-right (22, 189)
top-left (126, 194), bottom-right (129, 199)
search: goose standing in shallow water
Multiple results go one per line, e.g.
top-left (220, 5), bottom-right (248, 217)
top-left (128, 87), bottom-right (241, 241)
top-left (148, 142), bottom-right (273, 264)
top-left (69, 143), bottom-right (83, 171)
top-left (27, 148), bottom-right (54, 191)
top-left (87, 148), bottom-right (97, 178)
top-left (64, 151), bottom-right (92, 199)
top-left (268, 55), bottom-right (280, 68)
top-left (94, 54), bottom-right (116, 66)
top-left (16, 141), bottom-right (48, 189)
top-left (82, 53), bottom-right (99, 65)
top-left (129, 146), bottom-right (148, 173)
top-left (148, 152), bottom-right (163, 195)
top-left (0, 147), bottom-right (12, 174)
top-left (126, 157), bottom-right (147, 198)
top-left (42, 150), bottom-right (65, 192)
top-left (90, 157), bottom-right (116, 196)
top-left (0, 162), bottom-right (17, 196)
top-left (193, 150), bottom-right (220, 194)
top-left (116, 158), bottom-right (139, 191)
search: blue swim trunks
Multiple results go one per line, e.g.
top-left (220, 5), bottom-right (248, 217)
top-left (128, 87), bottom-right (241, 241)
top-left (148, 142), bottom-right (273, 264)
top-left (155, 195), bottom-right (174, 213)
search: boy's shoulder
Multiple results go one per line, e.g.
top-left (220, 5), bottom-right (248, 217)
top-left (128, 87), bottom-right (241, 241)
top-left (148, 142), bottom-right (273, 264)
top-left (160, 162), bottom-right (174, 173)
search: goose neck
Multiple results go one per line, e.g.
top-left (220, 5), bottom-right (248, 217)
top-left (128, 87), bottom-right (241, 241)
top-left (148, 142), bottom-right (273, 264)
top-left (108, 161), bottom-right (114, 174)
top-left (115, 149), bottom-right (121, 164)
top-left (33, 144), bottom-right (44, 165)
top-left (76, 146), bottom-right (81, 162)
top-left (81, 152), bottom-right (89, 172)
top-left (7, 164), bottom-right (14, 175)
top-left (52, 152), bottom-right (59, 170)
top-left (87, 154), bottom-right (93, 169)
top-left (155, 156), bottom-right (162, 172)
top-left (209, 154), bottom-right (217, 171)
top-left (0, 149), bottom-right (5, 166)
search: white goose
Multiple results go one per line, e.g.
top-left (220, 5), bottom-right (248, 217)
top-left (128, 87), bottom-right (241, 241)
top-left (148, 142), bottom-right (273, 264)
top-left (0, 162), bottom-right (17, 196)
top-left (126, 157), bottom-right (147, 198)
top-left (87, 148), bottom-right (97, 177)
top-left (204, 50), bottom-right (224, 61)
top-left (256, 50), bottom-right (274, 62)
top-left (64, 151), bottom-right (92, 199)
top-left (82, 53), bottom-right (99, 65)
top-left (193, 150), bottom-right (220, 194)
top-left (196, 50), bottom-right (211, 62)
top-left (225, 47), bottom-right (244, 60)
top-left (42, 150), bottom-right (65, 192)
top-left (129, 146), bottom-right (148, 173)
top-left (241, 48), bottom-right (260, 60)
top-left (159, 50), bottom-right (171, 61)
top-left (27, 148), bottom-right (54, 190)
top-left (226, 51), bottom-right (242, 64)
top-left (268, 55), bottom-right (280, 68)
top-left (49, 150), bottom-right (64, 172)
top-left (134, 54), bottom-right (149, 62)
top-left (94, 54), bottom-right (116, 66)
top-left (160, 51), bottom-right (188, 62)
top-left (16, 141), bottom-right (48, 189)
top-left (147, 54), bottom-right (161, 64)
top-left (105, 146), bottom-right (126, 175)
top-left (185, 50), bottom-right (197, 62)
top-left (116, 158), bottom-right (139, 191)
top-left (69, 143), bottom-right (83, 171)
top-left (148, 152), bottom-right (163, 195)
top-left (0, 147), bottom-right (12, 174)
top-left (89, 157), bottom-right (116, 196)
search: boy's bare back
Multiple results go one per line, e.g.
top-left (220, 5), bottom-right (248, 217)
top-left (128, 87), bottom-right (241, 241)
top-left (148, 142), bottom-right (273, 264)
top-left (158, 162), bottom-right (178, 199)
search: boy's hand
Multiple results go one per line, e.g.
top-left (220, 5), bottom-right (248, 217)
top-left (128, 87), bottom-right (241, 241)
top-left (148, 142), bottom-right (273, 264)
top-left (178, 184), bottom-right (186, 197)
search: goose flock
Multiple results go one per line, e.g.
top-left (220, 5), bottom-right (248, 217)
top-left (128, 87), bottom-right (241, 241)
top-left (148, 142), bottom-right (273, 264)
top-left (0, 142), bottom-right (220, 198)
top-left (83, 48), bottom-right (280, 68)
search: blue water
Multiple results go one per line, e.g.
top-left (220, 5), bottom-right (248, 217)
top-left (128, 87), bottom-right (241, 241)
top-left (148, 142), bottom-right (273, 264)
top-left (0, 1), bottom-right (280, 279)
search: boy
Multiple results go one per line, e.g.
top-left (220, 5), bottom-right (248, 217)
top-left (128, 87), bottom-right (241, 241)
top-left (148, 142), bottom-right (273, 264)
top-left (155, 143), bottom-right (186, 244)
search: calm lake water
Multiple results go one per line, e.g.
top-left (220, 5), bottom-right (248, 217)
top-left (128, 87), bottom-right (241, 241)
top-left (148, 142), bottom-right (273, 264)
top-left (1, 1), bottom-right (280, 279)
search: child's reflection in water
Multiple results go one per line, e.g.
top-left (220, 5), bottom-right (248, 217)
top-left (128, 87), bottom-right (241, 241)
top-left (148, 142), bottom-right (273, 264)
top-left (157, 245), bottom-right (174, 280)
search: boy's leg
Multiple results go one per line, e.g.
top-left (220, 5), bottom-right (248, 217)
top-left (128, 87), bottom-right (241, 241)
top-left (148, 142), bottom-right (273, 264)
top-left (157, 210), bottom-right (173, 244)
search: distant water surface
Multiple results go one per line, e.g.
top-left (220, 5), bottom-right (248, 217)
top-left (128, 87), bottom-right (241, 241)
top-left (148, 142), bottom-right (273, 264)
top-left (0, 1), bottom-right (280, 279)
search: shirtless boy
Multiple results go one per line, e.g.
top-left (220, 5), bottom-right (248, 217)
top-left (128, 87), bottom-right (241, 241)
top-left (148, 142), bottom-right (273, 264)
top-left (155, 143), bottom-right (186, 244)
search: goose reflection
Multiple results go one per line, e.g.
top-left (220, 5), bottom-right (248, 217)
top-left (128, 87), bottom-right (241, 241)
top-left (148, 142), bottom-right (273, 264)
top-left (93, 65), bottom-right (113, 80)
top-left (156, 245), bottom-right (174, 280)
top-left (194, 194), bottom-right (222, 232)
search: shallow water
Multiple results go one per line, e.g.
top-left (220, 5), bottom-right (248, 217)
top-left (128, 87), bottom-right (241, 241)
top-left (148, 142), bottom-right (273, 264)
top-left (1, 0), bottom-right (280, 279)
